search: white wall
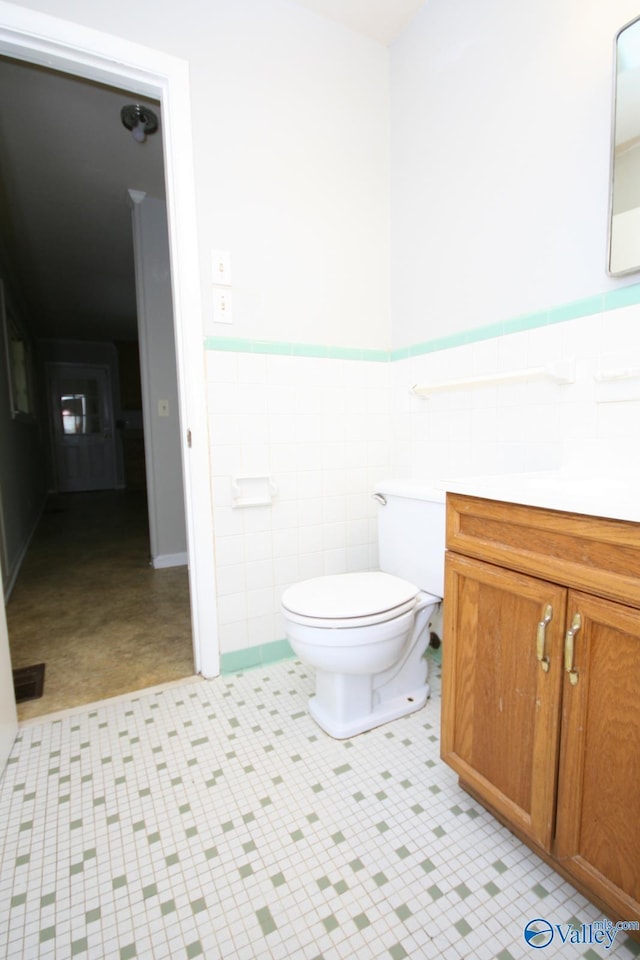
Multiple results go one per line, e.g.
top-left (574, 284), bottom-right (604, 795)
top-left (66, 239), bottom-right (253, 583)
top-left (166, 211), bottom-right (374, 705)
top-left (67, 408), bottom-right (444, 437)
top-left (0, 281), bottom-right (47, 597)
top-left (130, 195), bottom-right (186, 565)
top-left (389, 0), bottom-right (640, 347)
top-left (8, 0), bottom-right (391, 352)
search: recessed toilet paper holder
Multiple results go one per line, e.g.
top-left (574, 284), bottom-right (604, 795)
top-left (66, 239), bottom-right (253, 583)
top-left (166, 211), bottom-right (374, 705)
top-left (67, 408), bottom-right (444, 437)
top-left (231, 475), bottom-right (277, 508)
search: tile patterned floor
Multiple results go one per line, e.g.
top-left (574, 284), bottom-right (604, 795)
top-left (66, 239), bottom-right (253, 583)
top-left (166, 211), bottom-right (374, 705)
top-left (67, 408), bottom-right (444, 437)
top-left (1, 656), bottom-right (638, 960)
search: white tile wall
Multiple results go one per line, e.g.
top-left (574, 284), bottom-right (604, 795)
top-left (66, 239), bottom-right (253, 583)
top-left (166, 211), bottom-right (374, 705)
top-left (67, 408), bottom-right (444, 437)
top-left (206, 352), bottom-right (391, 654)
top-left (392, 305), bottom-right (640, 481)
top-left (206, 305), bottom-right (640, 656)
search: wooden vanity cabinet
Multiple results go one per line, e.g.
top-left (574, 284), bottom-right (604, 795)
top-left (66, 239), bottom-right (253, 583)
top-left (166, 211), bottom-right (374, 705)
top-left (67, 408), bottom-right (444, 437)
top-left (441, 494), bottom-right (640, 927)
top-left (555, 591), bottom-right (640, 921)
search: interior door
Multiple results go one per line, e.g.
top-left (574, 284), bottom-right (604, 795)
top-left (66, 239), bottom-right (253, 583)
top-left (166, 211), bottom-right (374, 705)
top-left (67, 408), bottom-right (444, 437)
top-left (49, 363), bottom-right (117, 492)
top-left (0, 555), bottom-right (18, 774)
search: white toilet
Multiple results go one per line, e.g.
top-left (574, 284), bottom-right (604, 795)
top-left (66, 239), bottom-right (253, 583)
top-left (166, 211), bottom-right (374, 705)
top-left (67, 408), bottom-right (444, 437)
top-left (281, 481), bottom-right (446, 739)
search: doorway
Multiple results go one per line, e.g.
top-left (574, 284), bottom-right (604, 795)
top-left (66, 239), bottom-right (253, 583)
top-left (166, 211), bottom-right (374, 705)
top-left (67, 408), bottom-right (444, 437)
top-left (1, 57), bottom-right (194, 717)
top-left (0, 8), bottom-right (219, 747)
top-left (48, 362), bottom-right (118, 493)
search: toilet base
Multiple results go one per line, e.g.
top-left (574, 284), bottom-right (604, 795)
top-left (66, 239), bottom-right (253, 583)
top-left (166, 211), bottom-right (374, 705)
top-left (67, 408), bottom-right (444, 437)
top-left (308, 681), bottom-right (430, 739)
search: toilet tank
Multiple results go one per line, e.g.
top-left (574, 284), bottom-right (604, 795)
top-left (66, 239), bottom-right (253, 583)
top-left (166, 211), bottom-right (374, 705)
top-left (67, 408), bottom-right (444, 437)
top-left (375, 480), bottom-right (446, 597)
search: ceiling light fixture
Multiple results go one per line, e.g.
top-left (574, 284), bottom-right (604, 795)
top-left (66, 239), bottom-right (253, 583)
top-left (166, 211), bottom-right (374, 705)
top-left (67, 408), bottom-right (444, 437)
top-left (120, 104), bottom-right (159, 144)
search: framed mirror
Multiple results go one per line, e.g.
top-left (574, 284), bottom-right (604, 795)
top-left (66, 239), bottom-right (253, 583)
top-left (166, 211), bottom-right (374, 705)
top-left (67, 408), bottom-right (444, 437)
top-left (609, 16), bottom-right (640, 275)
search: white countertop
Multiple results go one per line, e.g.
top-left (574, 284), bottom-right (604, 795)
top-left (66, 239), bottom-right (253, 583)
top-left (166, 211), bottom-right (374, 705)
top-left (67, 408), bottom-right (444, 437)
top-left (438, 471), bottom-right (640, 524)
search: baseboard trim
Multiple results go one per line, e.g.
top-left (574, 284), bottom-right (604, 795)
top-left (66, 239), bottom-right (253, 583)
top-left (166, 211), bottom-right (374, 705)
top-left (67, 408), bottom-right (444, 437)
top-left (152, 552), bottom-right (188, 569)
top-left (221, 639), bottom-right (295, 675)
top-left (3, 498), bottom-right (46, 602)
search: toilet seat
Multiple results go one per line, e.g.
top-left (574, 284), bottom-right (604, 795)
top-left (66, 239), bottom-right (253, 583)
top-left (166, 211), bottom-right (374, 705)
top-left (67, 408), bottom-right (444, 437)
top-left (282, 571), bottom-right (419, 628)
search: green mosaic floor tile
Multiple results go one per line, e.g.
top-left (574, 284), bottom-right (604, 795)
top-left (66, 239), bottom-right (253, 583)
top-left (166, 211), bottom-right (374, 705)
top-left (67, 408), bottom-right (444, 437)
top-left (389, 944), bottom-right (409, 960)
top-left (333, 763), bottom-right (351, 775)
top-left (321, 914), bottom-right (338, 933)
top-left (256, 906), bottom-right (277, 936)
top-left (1, 660), bottom-right (637, 960)
top-left (531, 881), bottom-right (549, 898)
top-left (454, 881), bottom-right (472, 899)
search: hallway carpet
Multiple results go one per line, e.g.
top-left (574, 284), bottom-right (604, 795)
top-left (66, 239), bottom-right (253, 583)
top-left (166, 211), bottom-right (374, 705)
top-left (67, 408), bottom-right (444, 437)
top-left (6, 490), bottom-right (194, 721)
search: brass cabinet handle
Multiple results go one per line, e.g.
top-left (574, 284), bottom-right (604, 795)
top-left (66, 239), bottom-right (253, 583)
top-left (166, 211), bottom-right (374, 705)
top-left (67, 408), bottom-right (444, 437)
top-left (564, 612), bottom-right (581, 686)
top-left (536, 604), bottom-right (553, 672)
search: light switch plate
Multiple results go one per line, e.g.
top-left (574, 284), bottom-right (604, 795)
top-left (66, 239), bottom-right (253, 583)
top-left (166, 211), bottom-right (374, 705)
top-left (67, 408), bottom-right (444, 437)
top-left (213, 287), bottom-right (233, 324)
top-left (212, 250), bottom-right (231, 286)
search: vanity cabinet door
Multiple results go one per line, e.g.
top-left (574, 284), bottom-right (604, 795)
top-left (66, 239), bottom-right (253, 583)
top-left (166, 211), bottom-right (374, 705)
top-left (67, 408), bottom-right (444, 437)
top-left (554, 592), bottom-right (640, 923)
top-left (441, 552), bottom-right (567, 849)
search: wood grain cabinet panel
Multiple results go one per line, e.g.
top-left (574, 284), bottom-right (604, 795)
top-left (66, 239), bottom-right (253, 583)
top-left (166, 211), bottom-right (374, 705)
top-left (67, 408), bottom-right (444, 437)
top-left (555, 592), bottom-right (640, 921)
top-left (442, 495), bottom-right (640, 932)
top-left (441, 553), bottom-right (566, 849)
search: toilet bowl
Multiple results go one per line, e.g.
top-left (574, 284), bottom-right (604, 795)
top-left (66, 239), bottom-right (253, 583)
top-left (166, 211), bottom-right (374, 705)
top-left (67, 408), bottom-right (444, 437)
top-left (281, 482), bottom-right (445, 739)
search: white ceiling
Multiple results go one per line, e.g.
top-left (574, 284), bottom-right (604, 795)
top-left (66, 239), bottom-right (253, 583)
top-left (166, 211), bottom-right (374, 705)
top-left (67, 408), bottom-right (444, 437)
top-left (289, 0), bottom-right (425, 45)
top-left (0, 1), bottom-right (425, 343)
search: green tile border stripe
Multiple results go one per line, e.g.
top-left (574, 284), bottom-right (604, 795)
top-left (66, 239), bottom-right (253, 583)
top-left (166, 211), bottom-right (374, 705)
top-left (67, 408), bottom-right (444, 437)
top-left (205, 281), bottom-right (640, 363)
top-left (221, 639), bottom-right (295, 675)
top-left (205, 336), bottom-right (388, 363)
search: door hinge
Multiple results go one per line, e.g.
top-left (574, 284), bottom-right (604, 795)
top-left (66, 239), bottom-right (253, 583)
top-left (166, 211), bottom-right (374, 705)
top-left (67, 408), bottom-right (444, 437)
top-left (187, 428), bottom-right (192, 448)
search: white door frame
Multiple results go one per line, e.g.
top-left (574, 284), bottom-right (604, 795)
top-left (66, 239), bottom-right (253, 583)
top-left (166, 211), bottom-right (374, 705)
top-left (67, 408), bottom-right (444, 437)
top-left (0, 2), bottom-right (219, 677)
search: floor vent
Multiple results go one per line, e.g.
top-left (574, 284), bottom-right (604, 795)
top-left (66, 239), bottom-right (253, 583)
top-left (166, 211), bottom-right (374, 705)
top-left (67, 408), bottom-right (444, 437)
top-left (13, 663), bottom-right (46, 703)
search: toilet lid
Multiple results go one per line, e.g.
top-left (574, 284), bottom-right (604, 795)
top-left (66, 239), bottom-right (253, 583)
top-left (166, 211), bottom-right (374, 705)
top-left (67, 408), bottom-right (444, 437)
top-left (282, 572), bottom-right (419, 622)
